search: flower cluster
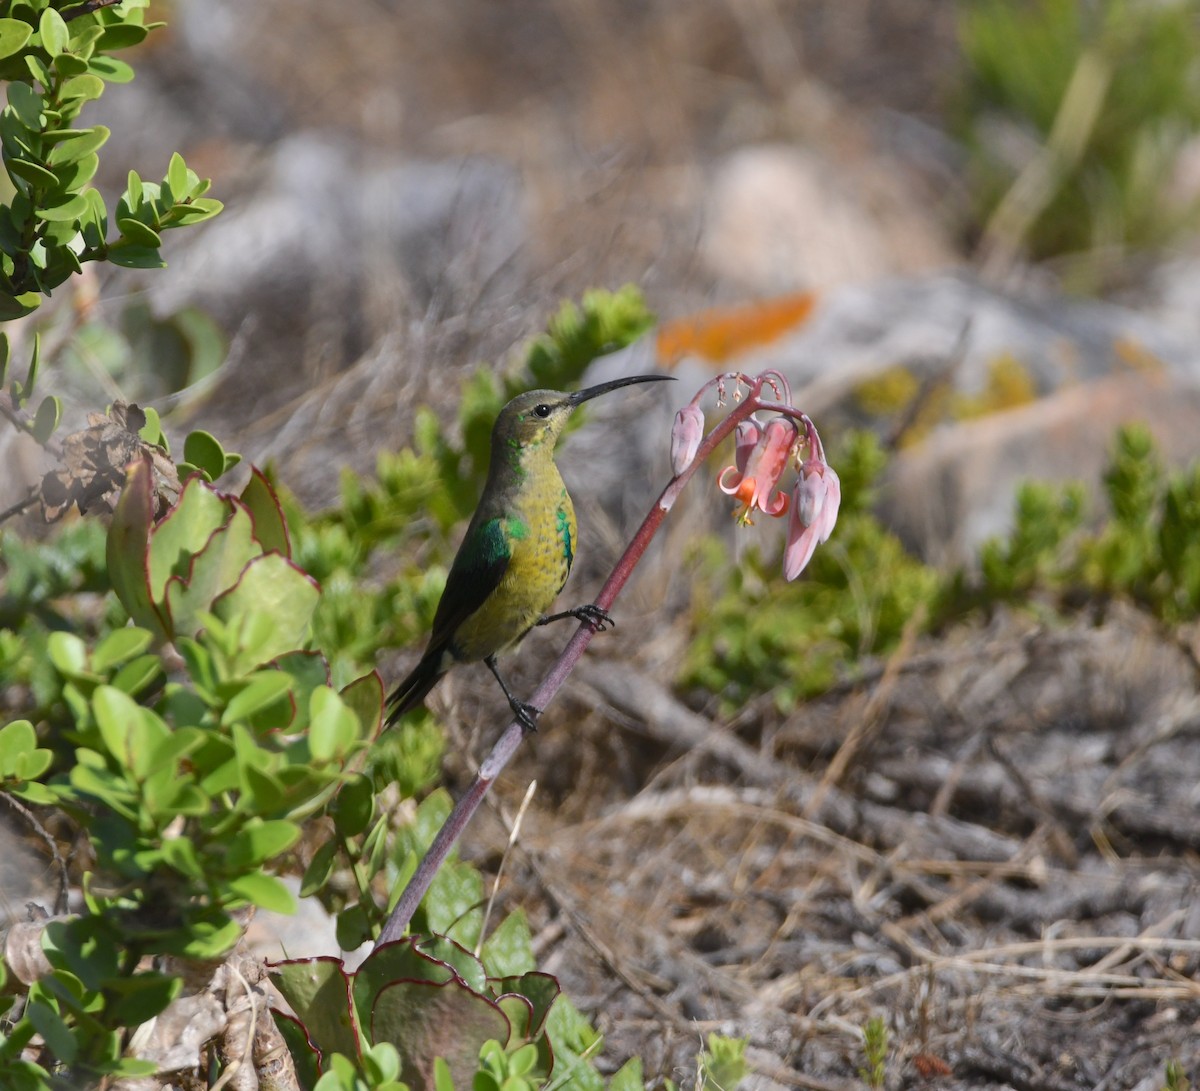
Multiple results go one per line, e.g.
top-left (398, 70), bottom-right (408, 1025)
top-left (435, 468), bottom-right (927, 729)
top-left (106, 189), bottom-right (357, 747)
top-left (669, 371), bottom-right (840, 580)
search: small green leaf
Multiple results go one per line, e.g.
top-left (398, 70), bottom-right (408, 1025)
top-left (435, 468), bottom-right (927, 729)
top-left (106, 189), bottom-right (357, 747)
top-left (155, 831), bottom-right (204, 873)
top-left (5, 80), bottom-right (42, 128)
top-left (24, 52), bottom-right (53, 86)
top-left (362, 1042), bottom-right (402, 1085)
top-left (97, 22), bottom-right (149, 51)
top-left (480, 910), bottom-right (535, 978)
top-left (34, 192), bottom-right (89, 221)
top-left (339, 671), bottom-right (383, 741)
top-left (107, 456), bottom-right (168, 640)
top-left (508, 1042), bottom-right (539, 1076)
top-left (0, 720), bottom-right (43, 779)
top-left (11, 736), bottom-right (50, 780)
top-left (425, 862), bottom-right (484, 948)
top-left (110, 654), bottom-right (162, 697)
top-left (92, 627), bottom-right (154, 672)
top-left (38, 9), bottom-right (68, 57)
top-left (93, 685), bottom-right (141, 767)
top-left (81, 187), bottom-right (107, 244)
top-left (16, 332), bottom-right (41, 404)
top-left (60, 73), bottom-right (104, 102)
top-left (0, 292), bottom-right (41, 320)
top-left (228, 873), bottom-right (296, 915)
top-left (364, 813), bottom-right (389, 878)
top-left (26, 1000), bottom-right (76, 1064)
top-left (125, 169), bottom-right (143, 209)
top-left (0, 18), bottom-right (34, 60)
top-left (335, 902), bottom-right (374, 951)
top-left (330, 774), bottom-right (374, 839)
top-left (166, 151), bottom-right (188, 200)
top-left (14, 780), bottom-right (57, 805)
top-left (183, 430), bottom-right (227, 483)
top-left (88, 55), bottom-right (134, 83)
top-left (50, 150), bottom-right (98, 191)
top-left (138, 404), bottom-right (167, 450)
top-left (104, 972), bottom-right (182, 1027)
top-left (107, 243), bottom-right (165, 269)
top-left (300, 837), bottom-right (338, 898)
top-left (226, 820), bottom-right (301, 869)
top-left (222, 671), bottom-right (294, 725)
top-left (433, 1057), bottom-right (455, 1091)
top-left (52, 52), bottom-right (89, 78)
top-left (116, 216), bottom-right (161, 248)
top-left (241, 468), bottom-right (290, 555)
top-left (308, 687), bottom-right (356, 763)
top-left (166, 196), bottom-right (223, 226)
top-left (175, 914), bottom-right (242, 959)
top-left (30, 394), bottom-right (60, 444)
top-left (7, 158), bottom-right (59, 189)
top-left (45, 126), bottom-right (109, 165)
top-left (47, 630), bottom-right (89, 679)
top-left (67, 24), bottom-right (104, 55)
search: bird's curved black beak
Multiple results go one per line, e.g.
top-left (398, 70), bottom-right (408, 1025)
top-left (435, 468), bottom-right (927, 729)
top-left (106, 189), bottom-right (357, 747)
top-left (566, 374), bottom-right (675, 406)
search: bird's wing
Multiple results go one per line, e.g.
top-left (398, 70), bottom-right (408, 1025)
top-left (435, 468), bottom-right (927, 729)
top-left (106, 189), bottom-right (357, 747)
top-left (426, 516), bottom-right (510, 652)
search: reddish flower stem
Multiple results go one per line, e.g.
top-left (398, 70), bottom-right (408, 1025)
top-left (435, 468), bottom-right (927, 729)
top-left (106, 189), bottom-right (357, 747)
top-left (376, 378), bottom-right (771, 946)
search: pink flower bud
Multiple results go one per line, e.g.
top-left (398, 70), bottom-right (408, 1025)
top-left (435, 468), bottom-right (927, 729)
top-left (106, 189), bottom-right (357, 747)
top-left (784, 462), bottom-right (840, 580)
top-left (670, 404), bottom-right (705, 476)
top-left (816, 465), bottom-right (840, 544)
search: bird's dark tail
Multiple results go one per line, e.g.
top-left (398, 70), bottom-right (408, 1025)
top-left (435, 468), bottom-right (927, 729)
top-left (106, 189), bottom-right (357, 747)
top-left (385, 652), bottom-right (446, 728)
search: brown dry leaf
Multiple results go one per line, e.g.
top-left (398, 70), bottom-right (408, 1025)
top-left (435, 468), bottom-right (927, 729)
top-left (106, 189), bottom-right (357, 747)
top-left (40, 401), bottom-right (180, 522)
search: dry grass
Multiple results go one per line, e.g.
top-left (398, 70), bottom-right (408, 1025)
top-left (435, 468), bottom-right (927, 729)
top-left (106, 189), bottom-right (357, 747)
top-left (440, 604), bottom-right (1200, 1087)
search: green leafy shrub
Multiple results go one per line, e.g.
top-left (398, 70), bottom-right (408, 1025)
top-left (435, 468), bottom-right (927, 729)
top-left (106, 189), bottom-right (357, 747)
top-left (1, 466), bottom-right (379, 1085)
top-left (1, 0), bottom-right (221, 318)
top-left (950, 424), bottom-right (1200, 625)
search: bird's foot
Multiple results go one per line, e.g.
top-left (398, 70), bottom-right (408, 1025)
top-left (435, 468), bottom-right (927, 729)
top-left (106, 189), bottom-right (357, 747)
top-left (538, 603), bottom-right (614, 632)
top-left (511, 699), bottom-right (542, 733)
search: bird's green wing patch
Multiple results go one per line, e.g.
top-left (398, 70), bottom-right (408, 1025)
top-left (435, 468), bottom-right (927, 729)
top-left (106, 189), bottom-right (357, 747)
top-left (427, 516), bottom-right (510, 649)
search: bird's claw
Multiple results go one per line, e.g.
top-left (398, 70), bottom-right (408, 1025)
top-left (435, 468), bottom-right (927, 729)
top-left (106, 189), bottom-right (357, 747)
top-left (537, 603), bottom-right (614, 631)
top-left (573, 603), bottom-right (614, 631)
top-left (511, 700), bottom-right (542, 733)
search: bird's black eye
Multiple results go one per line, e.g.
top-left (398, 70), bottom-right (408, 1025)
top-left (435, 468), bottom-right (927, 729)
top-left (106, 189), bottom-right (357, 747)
top-left (533, 403), bottom-right (552, 418)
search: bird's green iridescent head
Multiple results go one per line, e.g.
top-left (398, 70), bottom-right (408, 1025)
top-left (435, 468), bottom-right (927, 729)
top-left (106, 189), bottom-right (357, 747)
top-left (493, 374), bottom-right (673, 455)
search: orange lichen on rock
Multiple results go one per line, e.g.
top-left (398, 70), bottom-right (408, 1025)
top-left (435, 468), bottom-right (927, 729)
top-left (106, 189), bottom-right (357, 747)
top-left (656, 291), bottom-right (817, 365)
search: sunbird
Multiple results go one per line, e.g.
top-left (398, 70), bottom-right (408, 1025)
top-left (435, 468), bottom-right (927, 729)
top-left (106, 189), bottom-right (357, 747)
top-left (385, 374), bottom-right (673, 731)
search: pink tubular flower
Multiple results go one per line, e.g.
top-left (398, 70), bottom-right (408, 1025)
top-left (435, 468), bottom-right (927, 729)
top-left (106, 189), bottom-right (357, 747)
top-left (719, 417), bottom-right (797, 524)
top-left (784, 461), bottom-right (841, 580)
top-left (670, 403), bottom-right (705, 476)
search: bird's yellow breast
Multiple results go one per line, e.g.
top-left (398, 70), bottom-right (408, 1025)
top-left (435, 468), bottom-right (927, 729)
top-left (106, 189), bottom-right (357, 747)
top-left (452, 476), bottom-right (576, 662)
